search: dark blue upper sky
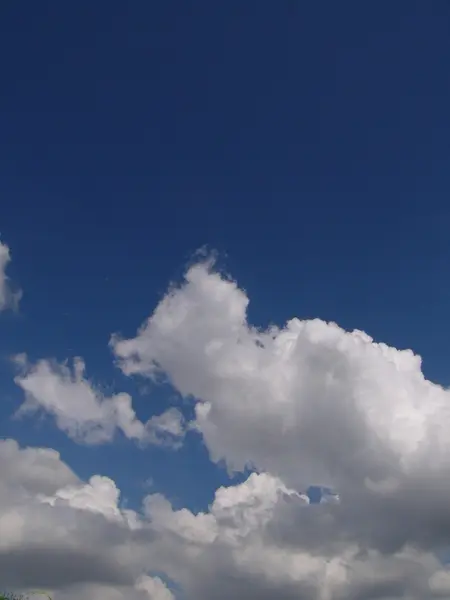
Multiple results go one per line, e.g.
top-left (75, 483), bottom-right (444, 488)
top-left (1, 1), bottom-right (450, 510)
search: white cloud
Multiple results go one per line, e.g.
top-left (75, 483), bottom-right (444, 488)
top-left (14, 357), bottom-right (185, 448)
top-left (0, 238), bottom-right (21, 311)
top-left (2, 438), bottom-right (450, 600)
top-left (39, 475), bottom-right (128, 523)
top-left (111, 263), bottom-right (450, 489)
top-left (111, 266), bottom-right (425, 473)
top-left (141, 471), bottom-right (448, 600)
top-left (107, 260), bottom-right (450, 596)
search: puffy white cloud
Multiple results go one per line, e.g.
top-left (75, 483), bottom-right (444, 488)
top-left (14, 356), bottom-right (185, 448)
top-left (108, 260), bottom-right (450, 597)
top-left (39, 475), bottom-right (127, 522)
top-left (111, 264), bottom-right (448, 476)
top-left (112, 263), bottom-right (447, 491)
top-left (0, 238), bottom-right (21, 311)
top-left (141, 471), bottom-right (449, 600)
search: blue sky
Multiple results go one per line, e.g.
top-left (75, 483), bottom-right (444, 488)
top-left (1, 3), bottom-right (450, 599)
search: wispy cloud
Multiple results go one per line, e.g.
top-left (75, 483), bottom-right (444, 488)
top-left (14, 356), bottom-right (185, 449)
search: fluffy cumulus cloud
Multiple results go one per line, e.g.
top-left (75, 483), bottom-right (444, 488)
top-left (109, 261), bottom-right (450, 598)
top-left (110, 263), bottom-right (448, 491)
top-left (3, 438), bottom-right (450, 600)
top-left (13, 356), bottom-right (185, 448)
top-left (4, 245), bottom-right (450, 599)
top-left (0, 238), bottom-right (20, 311)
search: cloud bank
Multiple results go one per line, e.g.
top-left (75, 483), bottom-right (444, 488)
top-left (2, 438), bottom-right (448, 600)
top-left (2, 246), bottom-right (450, 599)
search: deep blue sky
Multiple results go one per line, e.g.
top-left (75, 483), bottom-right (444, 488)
top-left (1, 1), bottom-right (450, 511)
